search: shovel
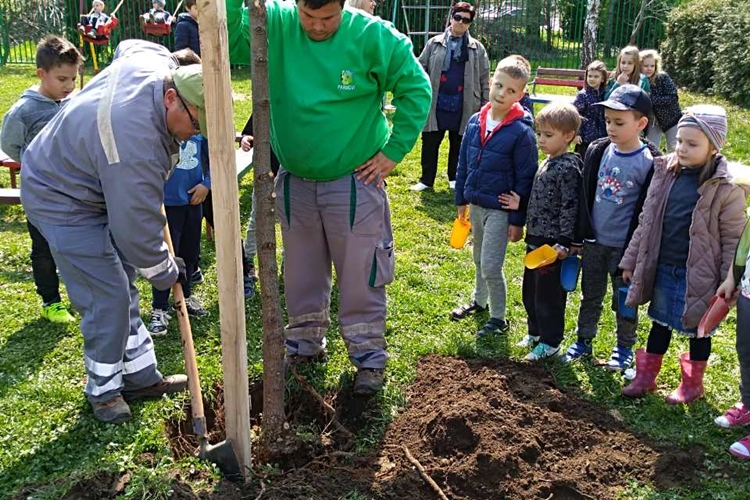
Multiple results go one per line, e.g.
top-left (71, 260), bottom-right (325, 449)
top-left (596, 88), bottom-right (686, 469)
top-left (697, 295), bottom-right (730, 338)
top-left (162, 207), bottom-right (241, 478)
top-left (524, 244), bottom-right (558, 269)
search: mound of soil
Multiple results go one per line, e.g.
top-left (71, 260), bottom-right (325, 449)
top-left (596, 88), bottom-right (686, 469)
top-left (58, 356), bottom-right (703, 499)
top-left (253, 355), bottom-right (703, 500)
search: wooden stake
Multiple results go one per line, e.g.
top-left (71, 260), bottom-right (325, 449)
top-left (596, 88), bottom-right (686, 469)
top-left (196, 0), bottom-right (251, 478)
top-left (249, 0), bottom-right (288, 457)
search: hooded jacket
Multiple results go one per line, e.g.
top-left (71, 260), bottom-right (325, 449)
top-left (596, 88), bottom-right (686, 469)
top-left (174, 13), bottom-right (200, 56)
top-left (620, 155), bottom-right (750, 329)
top-left (0, 88), bottom-right (66, 163)
top-left (454, 102), bottom-right (538, 227)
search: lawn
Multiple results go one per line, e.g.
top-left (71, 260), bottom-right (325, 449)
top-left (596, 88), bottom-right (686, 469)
top-left (1, 63), bottom-right (750, 499)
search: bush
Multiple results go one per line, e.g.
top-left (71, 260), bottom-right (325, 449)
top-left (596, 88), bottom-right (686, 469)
top-left (662, 0), bottom-right (750, 106)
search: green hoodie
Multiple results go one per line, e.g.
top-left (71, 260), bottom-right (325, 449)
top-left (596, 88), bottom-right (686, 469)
top-left (251, 2), bottom-right (431, 181)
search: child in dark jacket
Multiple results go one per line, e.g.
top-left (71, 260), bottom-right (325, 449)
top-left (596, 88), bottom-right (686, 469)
top-left (515, 102), bottom-right (582, 360)
top-left (574, 60), bottom-right (608, 158)
top-left (148, 133), bottom-right (210, 335)
top-left (563, 85), bottom-right (662, 371)
top-left (450, 56), bottom-right (538, 337)
top-left (640, 49), bottom-right (681, 152)
top-left (174, 0), bottom-right (200, 56)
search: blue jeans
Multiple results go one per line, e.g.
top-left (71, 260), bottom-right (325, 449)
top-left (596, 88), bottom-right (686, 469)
top-left (648, 263), bottom-right (696, 335)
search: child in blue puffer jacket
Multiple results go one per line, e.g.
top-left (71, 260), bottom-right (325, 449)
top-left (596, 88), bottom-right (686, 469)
top-left (450, 55), bottom-right (538, 337)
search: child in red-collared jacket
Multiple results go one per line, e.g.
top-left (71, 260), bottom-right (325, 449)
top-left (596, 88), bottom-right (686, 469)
top-left (619, 105), bottom-right (748, 405)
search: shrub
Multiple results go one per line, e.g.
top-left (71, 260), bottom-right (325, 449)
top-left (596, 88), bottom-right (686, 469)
top-left (662, 0), bottom-right (750, 106)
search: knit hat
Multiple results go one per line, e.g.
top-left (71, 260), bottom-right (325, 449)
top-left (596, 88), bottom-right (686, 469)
top-left (678, 104), bottom-right (728, 151)
top-left (172, 64), bottom-right (206, 135)
top-left (152, 0), bottom-right (165, 6)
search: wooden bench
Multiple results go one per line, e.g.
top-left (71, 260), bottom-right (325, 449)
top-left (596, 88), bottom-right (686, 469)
top-left (529, 68), bottom-right (586, 108)
top-left (0, 151), bottom-right (21, 189)
top-left (0, 188), bottom-right (21, 205)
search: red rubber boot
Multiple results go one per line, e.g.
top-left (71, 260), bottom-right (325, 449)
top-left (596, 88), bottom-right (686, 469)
top-left (665, 352), bottom-right (707, 405)
top-left (622, 349), bottom-right (663, 398)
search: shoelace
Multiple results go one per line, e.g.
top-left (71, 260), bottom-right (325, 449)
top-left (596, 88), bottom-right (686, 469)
top-left (151, 310), bottom-right (171, 322)
top-left (48, 303), bottom-right (67, 313)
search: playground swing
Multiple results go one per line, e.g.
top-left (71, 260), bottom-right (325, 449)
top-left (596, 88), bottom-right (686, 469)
top-left (76, 0), bottom-right (125, 80)
top-left (141, 0), bottom-right (184, 37)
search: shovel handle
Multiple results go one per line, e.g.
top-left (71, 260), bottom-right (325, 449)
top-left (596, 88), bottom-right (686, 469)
top-left (161, 206), bottom-right (206, 436)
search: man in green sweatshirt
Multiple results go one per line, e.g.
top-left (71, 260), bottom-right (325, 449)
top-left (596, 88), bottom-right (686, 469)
top-left (252, 0), bottom-right (430, 395)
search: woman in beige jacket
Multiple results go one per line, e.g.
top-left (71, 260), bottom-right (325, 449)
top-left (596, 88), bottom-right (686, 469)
top-left (619, 105), bottom-right (749, 405)
top-left (410, 2), bottom-right (489, 191)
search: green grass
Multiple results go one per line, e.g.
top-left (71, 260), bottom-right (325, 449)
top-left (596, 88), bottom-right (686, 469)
top-left (1, 64), bottom-right (750, 499)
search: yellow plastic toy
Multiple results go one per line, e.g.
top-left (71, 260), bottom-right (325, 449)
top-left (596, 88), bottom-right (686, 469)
top-left (524, 244), bottom-right (558, 269)
top-left (450, 208), bottom-right (471, 249)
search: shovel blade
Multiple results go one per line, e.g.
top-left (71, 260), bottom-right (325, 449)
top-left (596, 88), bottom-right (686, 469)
top-left (200, 439), bottom-right (242, 479)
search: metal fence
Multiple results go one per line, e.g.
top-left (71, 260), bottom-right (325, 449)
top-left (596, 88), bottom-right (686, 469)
top-left (376, 0), bottom-right (678, 68)
top-left (1, 0), bottom-right (676, 70)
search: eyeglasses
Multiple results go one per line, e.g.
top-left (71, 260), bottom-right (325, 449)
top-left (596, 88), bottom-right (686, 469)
top-left (175, 89), bottom-right (200, 133)
top-left (452, 13), bottom-right (472, 24)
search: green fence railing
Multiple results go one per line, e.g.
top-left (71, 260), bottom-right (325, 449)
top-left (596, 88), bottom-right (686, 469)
top-left (1, 0), bottom-right (676, 70)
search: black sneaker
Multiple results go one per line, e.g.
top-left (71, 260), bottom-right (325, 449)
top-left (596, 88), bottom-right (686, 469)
top-left (191, 267), bottom-right (204, 284)
top-left (477, 318), bottom-right (509, 338)
top-left (450, 300), bottom-right (488, 321)
top-left (184, 296), bottom-right (209, 317)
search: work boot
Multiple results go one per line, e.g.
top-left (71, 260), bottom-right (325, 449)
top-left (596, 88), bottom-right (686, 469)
top-left (353, 369), bottom-right (384, 396)
top-left (122, 374), bottom-right (188, 402)
top-left (665, 352), bottom-right (707, 405)
top-left (621, 349), bottom-right (663, 398)
top-left (41, 302), bottom-right (75, 323)
top-left (92, 395), bottom-right (132, 424)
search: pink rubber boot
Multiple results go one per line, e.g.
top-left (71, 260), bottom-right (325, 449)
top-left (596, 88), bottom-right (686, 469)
top-left (622, 349), bottom-right (663, 398)
top-left (665, 352), bottom-right (707, 405)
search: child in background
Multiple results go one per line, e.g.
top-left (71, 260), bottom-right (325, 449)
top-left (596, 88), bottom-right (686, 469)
top-left (0, 35), bottom-right (82, 323)
top-left (620, 105), bottom-right (747, 404)
top-left (79, 0), bottom-right (110, 38)
top-left (715, 219), bottom-right (750, 459)
top-left (562, 85), bottom-right (662, 369)
top-left (640, 49), bottom-right (681, 152)
top-left (605, 46), bottom-right (650, 99)
top-left (512, 102), bottom-right (582, 360)
top-left (147, 0), bottom-right (171, 24)
top-left (451, 56), bottom-right (538, 336)
top-left (574, 60), bottom-right (608, 158)
top-left (174, 0), bottom-right (200, 56)
top-left (148, 133), bottom-right (210, 335)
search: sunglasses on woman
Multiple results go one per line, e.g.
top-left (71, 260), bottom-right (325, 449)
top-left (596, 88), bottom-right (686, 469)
top-left (452, 13), bottom-right (472, 24)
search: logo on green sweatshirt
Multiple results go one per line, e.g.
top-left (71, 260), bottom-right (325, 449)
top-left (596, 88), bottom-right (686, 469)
top-left (339, 70), bottom-right (355, 90)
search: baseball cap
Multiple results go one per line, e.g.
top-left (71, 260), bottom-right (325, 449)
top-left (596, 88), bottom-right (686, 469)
top-left (172, 64), bottom-right (206, 135)
top-left (595, 84), bottom-right (652, 117)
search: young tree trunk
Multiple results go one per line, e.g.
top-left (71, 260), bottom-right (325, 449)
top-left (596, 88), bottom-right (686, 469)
top-left (581, 0), bottom-right (602, 69)
top-left (249, 0), bottom-right (287, 460)
top-left (603, 0), bottom-right (617, 58)
top-left (628, 0), bottom-right (650, 46)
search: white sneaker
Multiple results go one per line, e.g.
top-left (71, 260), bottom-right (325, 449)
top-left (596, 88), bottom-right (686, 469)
top-left (449, 180), bottom-right (456, 190)
top-left (148, 309), bottom-right (171, 336)
top-left (410, 182), bottom-right (430, 191)
top-left (525, 342), bottom-right (560, 361)
top-left (516, 334), bottom-right (540, 348)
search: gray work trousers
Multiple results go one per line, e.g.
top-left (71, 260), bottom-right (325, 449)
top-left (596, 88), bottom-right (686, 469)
top-left (469, 205), bottom-right (510, 320)
top-left (274, 169), bottom-right (394, 369)
top-left (29, 220), bottom-right (163, 403)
